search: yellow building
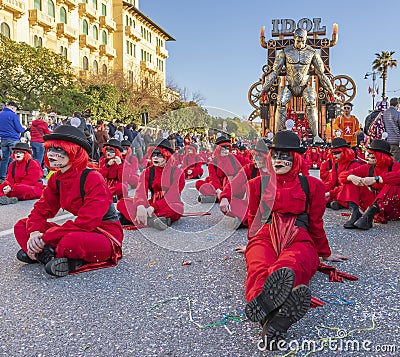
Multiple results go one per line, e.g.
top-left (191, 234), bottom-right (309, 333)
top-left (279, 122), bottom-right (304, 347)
top-left (0, 0), bottom-right (173, 87)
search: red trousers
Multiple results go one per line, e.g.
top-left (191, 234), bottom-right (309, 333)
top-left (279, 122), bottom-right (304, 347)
top-left (185, 166), bottom-right (203, 180)
top-left (223, 197), bottom-right (249, 226)
top-left (338, 182), bottom-right (375, 211)
top-left (117, 198), bottom-right (182, 226)
top-left (14, 219), bottom-right (113, 263)
top-left (1, 184), bottom-right (43, 200)
top-left (195, 181), bottom-right (218, 196)
top-left (245, 226), bottom-right (319, 302)
top-left (106, 180), bottom-right (123, 199)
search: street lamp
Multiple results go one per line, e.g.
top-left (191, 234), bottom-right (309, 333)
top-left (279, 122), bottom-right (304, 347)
top-left (364, 71), bottom-right (378, 110)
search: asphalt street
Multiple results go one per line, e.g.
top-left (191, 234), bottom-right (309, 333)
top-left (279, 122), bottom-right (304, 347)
top-left (0, 171), bottom-right (399, 357)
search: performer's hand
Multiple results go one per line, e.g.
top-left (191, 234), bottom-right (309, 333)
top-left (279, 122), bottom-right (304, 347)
top-left (27, 231), bottom-right (45, 254)
top-left (114, 156), bottom-right (122, 165)
top-left (219, 197), bottom-right (230, 213)
top-left (216, 189), bottom-right (222, 199)
top-left (136, 205), bottom-right (148, 225)
top-left (325, 192), bottom-right (330, 198)
top-left (361, 177), bottom-right (376, 186)
top-left (322, 253), bottom-right (348, 262)
top-left (348, 175), bottom-right (364, 186)
top-left (147, 206), bottom-right (155, 217)
top-left (3, 185), bottom-right (11, 194)
top-left (108, 159), bottom-right (115, 165)
top-left (187, 169), bottom-right (192, 175)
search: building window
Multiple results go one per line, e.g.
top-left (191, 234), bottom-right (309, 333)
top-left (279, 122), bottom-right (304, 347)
top-left (60, 46), bottom-right (67, 59)
top-left (0, 23), bottom-right (10, 38)
top-left (34, 35), bottom-right (43, 48)
top-left (82, 20), bottom-right (88, 35)
top-left (34, 0), bottom-right (41, 10)
top-left (125, 15), bottom-right (128, 26)
top-left (82, 56), bottom-right (89, 70)
top-left (102, 64), bottom-right (107, 75)
top-left (101, 30), bottom-right (107, 44)
top-left (93, 60), bottom-right (98, 74)
top-left (60, 7), bottom-right (67, 24)
top-left (101, 3), bottom-right (106, 16)
top-left (128, 70), bottom-right (134, 83)
top-left (48, 0), bottom-right (55, 18)
top-left (92, 0), bottom-right (97, 10)
top-left (93, 25), bottom-right (98, 40)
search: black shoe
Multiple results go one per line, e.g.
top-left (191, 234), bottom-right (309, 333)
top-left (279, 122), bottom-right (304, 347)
top-left (245, 268), bottom-right (295, 324)
top-left (0, 196), bottom-right (18, 205)
top-left (119, 213), bottom-right (134, 226)
top-left (354, 204), bottom-right (380, 230)
top-left (198, 195), bottom-right (218, 203)
top-left (16, 249), bottom-right (38, 264)
top-left (330, 201), bottom-right (345, 210)
top-left (262, 285), bottom-right (311, 350)
top-left (147, 216), bottom-right (171, 230)
top-left (45, 258), bottom-right (86, 277)
top-left (343, 205), bottom-right (362, 229)
top-left (36, 245), bottom-right (55, 265)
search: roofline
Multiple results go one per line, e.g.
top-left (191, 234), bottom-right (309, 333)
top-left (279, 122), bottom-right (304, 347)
top-left (122, 2), bottom-right (175, 41)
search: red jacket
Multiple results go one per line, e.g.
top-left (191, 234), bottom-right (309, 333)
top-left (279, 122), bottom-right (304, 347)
top-left (133, 164), bottom-right (185, 215)
top-left (325, 159), bottom-right (361, 197)
top-left (181, 153), bottom-right (203, 179)
top-left (99, 157), bottom-right (123, 182)
top-left (248, 174), bottom-right (331, 257)
top-left (205, 155), bottom-right (241, 190)
top-left (122, 150), bottom-right (139, 187)
top-left (26, 168), bottom-right (123, 245)
top-left (30, 120), bottom-right (52, 143)
top-left (220, 163), bottom-right (259, 201)
top-left (3, 158), bottom-right (43, 188)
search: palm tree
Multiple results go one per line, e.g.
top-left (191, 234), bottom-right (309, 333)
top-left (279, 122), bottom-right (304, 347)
top-left (372, 51), bottom-right (397, 101)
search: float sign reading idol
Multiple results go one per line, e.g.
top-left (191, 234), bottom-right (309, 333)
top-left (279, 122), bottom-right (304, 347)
top-left (271, 18), bottom-right (326, 36)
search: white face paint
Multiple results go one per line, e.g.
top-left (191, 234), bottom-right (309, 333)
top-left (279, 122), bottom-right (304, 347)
top-left (13, 150), bottom-right (25, 162)
top-left (105, 147), bottom-right (116, 159)
top-left (332, 150), bottom-right (342, 162)
top-left (271, 150), bottom-right (293, 174)
top-left (47, 147), bottom-right (70, 169)
top-left (151, 149), bottom-right (166, 167)
top-left (367, 152), bottom-right (377, 165)
top-left (219, 145), bottom-right (230, 157)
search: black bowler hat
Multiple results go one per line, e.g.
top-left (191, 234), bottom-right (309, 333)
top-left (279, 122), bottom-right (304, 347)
top-left (368, 139), bottom-right (392, 156)
top-left (270, 131), bottom-right (307, 154)
top-left (104, 139), bottom-right (123, 152)
top-left (121, 140), bottom-right (131, 147)
top-left (331, 137), bottom-right (350, 149)
top-left (12, 142), bottom-right (31, 152)
top-left (215, 136), bottom-right (231, 145)
top-left (149, 137), bottom-right (174, 154)
top-left (43, 125), bottom-right (92, 153)
top-left (254, 139), bottom-right (270, 153)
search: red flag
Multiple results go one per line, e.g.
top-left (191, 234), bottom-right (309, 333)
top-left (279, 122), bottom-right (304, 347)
top-left (368, 86), bottom-right (372, 94)
top-left (376, 87), bottom-right (379, 94)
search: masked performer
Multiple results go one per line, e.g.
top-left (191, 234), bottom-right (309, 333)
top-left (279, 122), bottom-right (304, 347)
top-left (244, 131), bottom-right (346, 349)
top-left (180, 143), bottom-right (203, 180)
top-left (121, 140), bottom-right (139, 190)
top-left (339, 139), bottom-right (400, 229)
top-left (14, 126), bottom-right (123, 277)
top-left (99, 139), bottom-right (124, 201)
top-left (0, 142), bottom-right (44, 204)
top-left (195, 136), bottom-right (240, 203)
top-left (117, 138), bottom-right (185, 230)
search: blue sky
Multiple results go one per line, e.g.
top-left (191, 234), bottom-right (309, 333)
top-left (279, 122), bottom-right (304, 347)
top-left (140, 0), bottom-right (400, 125)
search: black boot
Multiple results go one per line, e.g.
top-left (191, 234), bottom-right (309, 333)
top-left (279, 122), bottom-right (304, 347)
top-left (354, 204), bottom-right (380, 230)
top-left (119, 213), bottom-right (134, 226)
top-left (36, 245), bottom-right (55, 265)
top-left (147, 216), bottom-right (171, 230)
top-left (45, 258), bottom-right (86, 277)
top-left (16, 249), bottom-right (38, 264)
top-left (343, 202), bottom-right (362, 229)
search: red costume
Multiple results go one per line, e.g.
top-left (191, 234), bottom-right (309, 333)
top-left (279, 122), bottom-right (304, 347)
top-left (117, 147), bottom-right (185, 226)
top-left (325, 146), bottom-right (361, 206)
top-left (320, 159), bottom-right (333, 185)
top-left (0, 150), bottom-right (44, 200)
top-left (14, 125), bottom-right (123, 276)
top-left (99, 156), bottom-right (123, 199)
top-left (195, 139), bottom-right (240, 197)
top-left (122, 147), bottom-right (139, 189)
top-left (180, 145), bottom-right (204, 180)
top-left (305, 146), bottom-right (322, 169)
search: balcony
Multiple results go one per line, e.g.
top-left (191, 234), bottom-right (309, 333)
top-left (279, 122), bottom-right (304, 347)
top-left (57, 23), bottom-right (78, 41)
top-left (58, 0), bottom-right (78, 8)
top-left (0, 0), bottom-right (25, 18)
top-left (100, 44), bottom-right (116, 58)
top-left (99, 16), bottom-right (116, 32)
top-left (156, 45), bottom-right (168, 59)
top-left (124, 25), bottom-right (141, 41)
top-left (79, 34), bottom-right (99, 50)
top-left (28, 9), bottom-right (55, 32)
top-left (78, 2), bottom-right (97, 19)
top-left (140, 60), bottom-right (157, 73)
